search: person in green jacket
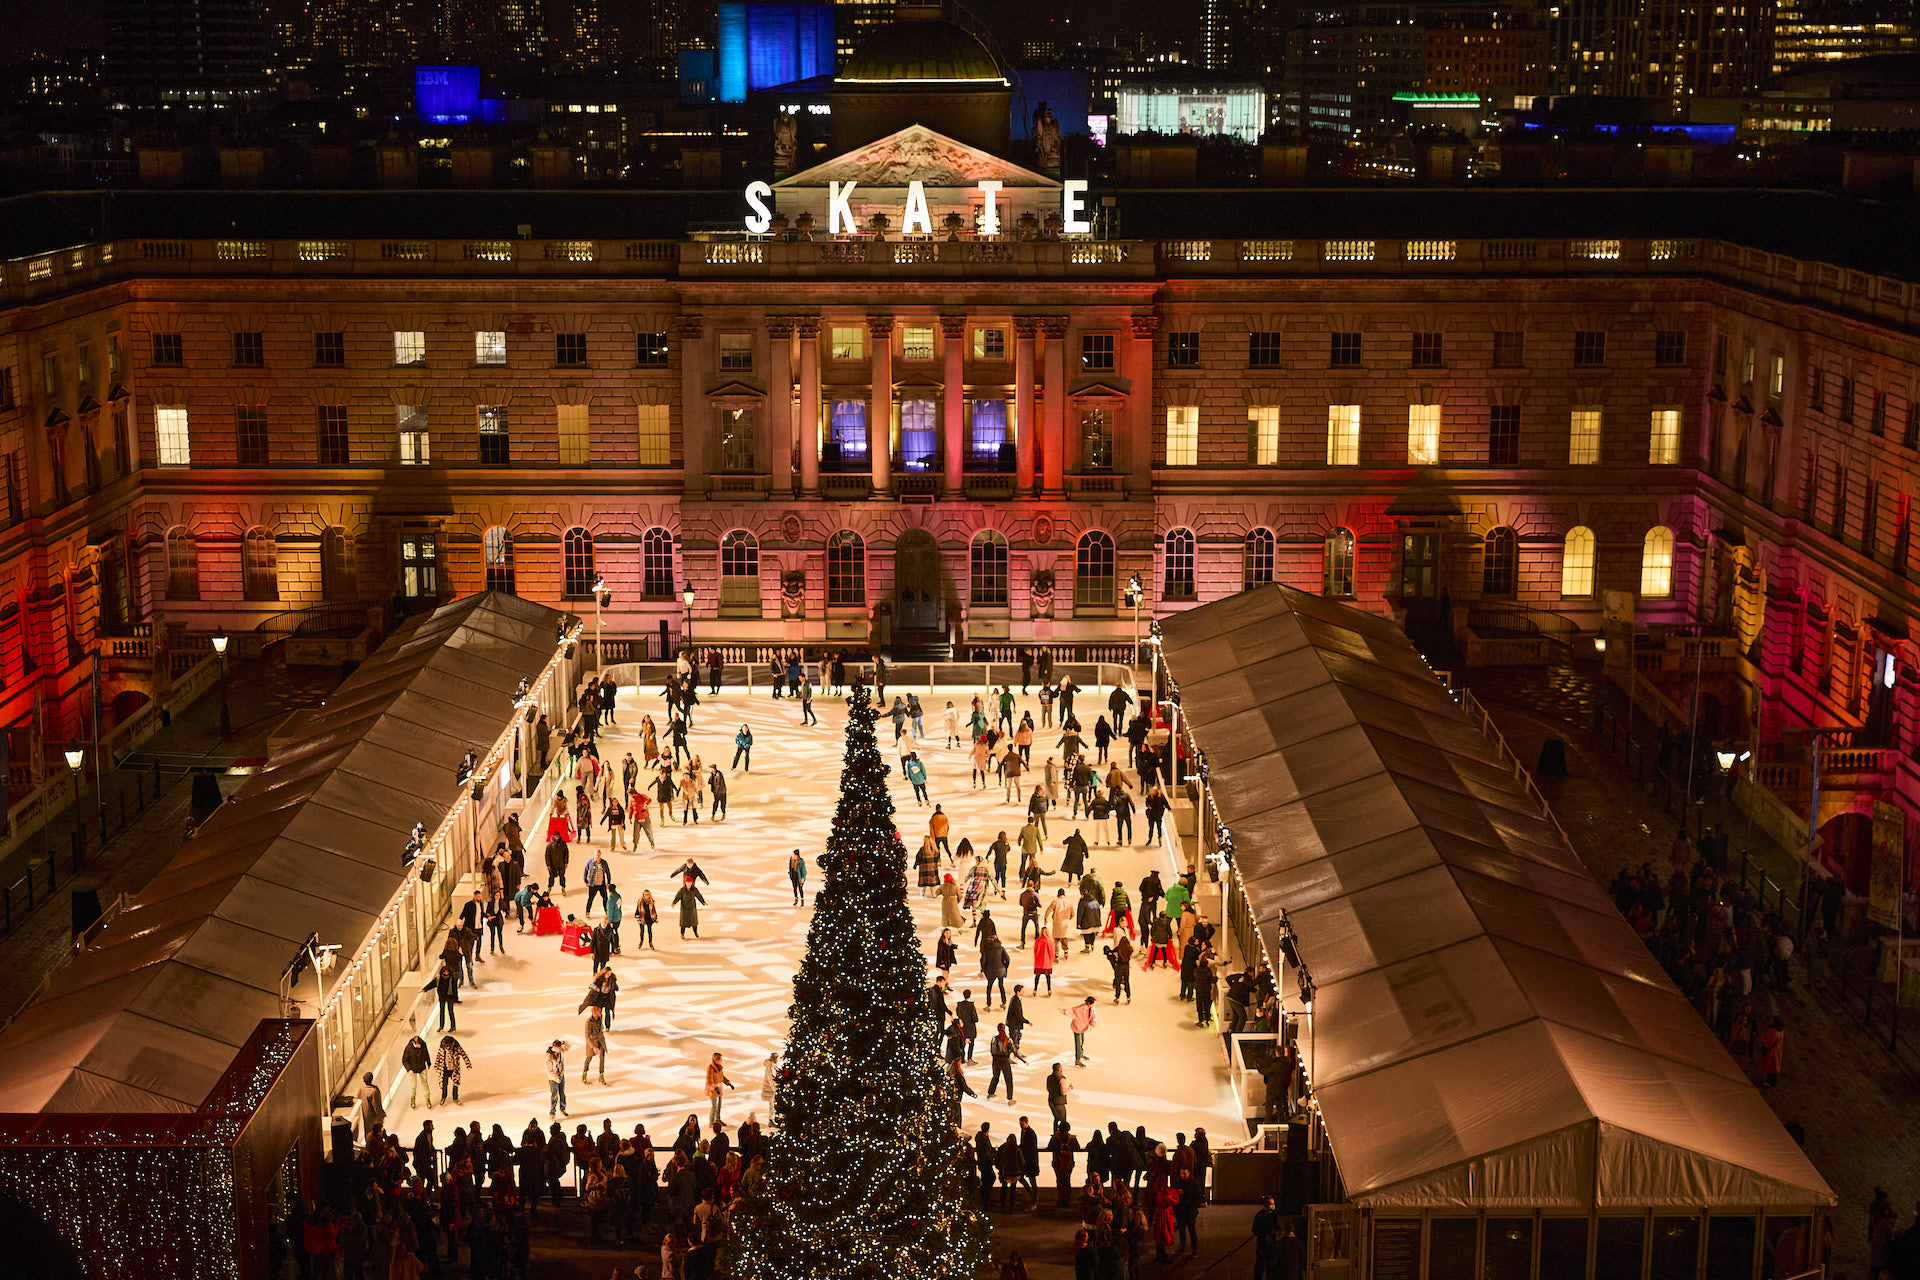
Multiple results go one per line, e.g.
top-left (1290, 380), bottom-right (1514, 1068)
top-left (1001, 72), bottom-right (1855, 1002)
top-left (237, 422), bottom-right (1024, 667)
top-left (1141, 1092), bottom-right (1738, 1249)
top-left (1103, 882), bottom-right (1135, 939)
top-left (1163, 879), bottom-right (1191, 921)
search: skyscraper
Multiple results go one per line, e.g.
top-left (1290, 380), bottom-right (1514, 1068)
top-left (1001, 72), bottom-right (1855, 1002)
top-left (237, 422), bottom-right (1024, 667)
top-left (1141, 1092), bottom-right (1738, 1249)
top-left (104, 0), bottom-right (271, 107)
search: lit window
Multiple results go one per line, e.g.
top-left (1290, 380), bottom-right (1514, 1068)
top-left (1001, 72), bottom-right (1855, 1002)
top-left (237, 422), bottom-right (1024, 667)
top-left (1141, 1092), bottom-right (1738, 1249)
top-left (1327, 404), bottom-right (1360, 466)
top-left (1562, 526), bottom-right (1596, 596)
top-left (156, 406), bottom-right (190, 466)
top-left (901, 399), bottom-right (938, 470)
top-left (398, 405), bottom-right (429, 465)
top-left (1323, 528), bottom-right (1355, 597)
top-left (475, 331), bottom-right (507, 365)
top-left (1649, 408), bottom-right (1681, 465)
top-left (1243, 528), bottom-right (1275, 588)
top-left (973, 328), bottom-right (1006, 360)
top-left (1641, 525), bottom-right (1674, 598)
top-left (1768, 354), bottom-right (1784, 399)
top-left (638, 404), bottom-right (671, 466)
top-left (1742, 343), bottom-right (1756, 387)
top-left (400, 533), bottom-right (438, 600)
top-left (829, 400), bottom-right (868, 465)
top-left (478, 406), bottom-right (510, 464)
top-left (484, 526), bottom-right (515, 593)
top-left (1407, 403), bottom-right (1441, 466)
top-left (971, 531), bottom-right (1009, 606)
top-left (558, 404), bottom-right (590, 465)
top-left (830, 326), bottom-right (865, 361)
top-left (719, 333), bottom-right (753, 372)
top-left (643, 527), bottom-right (676, 596)
top-left (1569, 408), bottom-right (1602, 465)
top-left (1247, 406), bottom-right (1279, 465)
top-left (826, 530), bottom-right (865, 606)
top-left (1165, 405), bottom-right (1198, 466)
top-left (563, 528), bottom-right (596, 595)
top-left (902, 326), bottom-right (935, 361)
top-left (968, 400), bottom-right (1008, 467)
top-left (1163, 527), bottom-right (1196, 598)
top-left (393, 330), bottom-right (426, 365)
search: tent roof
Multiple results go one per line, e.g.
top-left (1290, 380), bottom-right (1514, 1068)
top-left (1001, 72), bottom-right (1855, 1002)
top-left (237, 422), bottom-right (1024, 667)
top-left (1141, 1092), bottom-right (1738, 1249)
top-left (0, 591), bottom-right (572, 1115)
top-left (1160, 586), bottom-right (1833, 1211)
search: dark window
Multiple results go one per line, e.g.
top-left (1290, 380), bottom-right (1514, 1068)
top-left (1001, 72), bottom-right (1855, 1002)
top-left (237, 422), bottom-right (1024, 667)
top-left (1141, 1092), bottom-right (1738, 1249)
top-left (151, 333), bottom-right (183, 366)
top-left (1489, 405), bottom-right (1521, 465)
top-left (1492, 330), bottom-right (1524, 367)
top-left (232, 331), bottom-right (264, 367)
top-left (1166, 331), bottom-right (1199, 367)
top-left (484, 527), bottom-right (514, 593)
top-left (317, 407), bottom-right (349, 464)
top-left (1243, 528), bottom-right (1275, 588)
top-left (1081, 334), bottom-right (1115, 372)
top-left (637, 331), bottom-right (670, 367)
top-left (1248, 332), bottom-right (1283, 367)
top-left (1411, 332), bottom-right (1443, 367)
top-left (1655, 330), bottom-right (1687, 366)
top-left (1871, 391), bottom-right (1887, 436)
top-left (562, 527), bottom-right (596, 595)
top-left (970, 532), bottom-right (1009, 606)
top-left (1811, 368), bottom-right (1826, 413)
top-left (1839, 377), bottom-right (1856, 423)
top-left (1330, 332), bottom-right (1362, 367)
top-left (1573, 330), bottom-right (1607, 366)
top-left (0, 367), bottom-right (13, 410)
top-left (826, 530), bottom-right (865, 606)
top-left (478, 406), bottom-right (511, 464)
top-left (235, 407), bottom-right (269, 465)
top-left (313, 331), bottom-right (346, 366)
top-left (556, 332), bottom-right (588, 366)
top-left (1483, 526), bottom-right (1517, 595)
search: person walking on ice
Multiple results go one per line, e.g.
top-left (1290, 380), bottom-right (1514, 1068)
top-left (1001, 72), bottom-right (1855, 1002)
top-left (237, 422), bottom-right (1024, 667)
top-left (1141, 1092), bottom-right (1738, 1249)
top-left (673, 879), bottom-right (706, 938)
top-left (1063, 995), bottom-right (1097, 1065)
top-left (705, 1052), bottom-right (735, 1126)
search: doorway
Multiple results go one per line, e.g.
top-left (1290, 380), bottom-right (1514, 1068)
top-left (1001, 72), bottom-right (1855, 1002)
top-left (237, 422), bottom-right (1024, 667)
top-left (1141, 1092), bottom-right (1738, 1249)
top-left (894, 529), bottom-right (943, 632)
top-left (1399, 532), bottom-right (1440, 612)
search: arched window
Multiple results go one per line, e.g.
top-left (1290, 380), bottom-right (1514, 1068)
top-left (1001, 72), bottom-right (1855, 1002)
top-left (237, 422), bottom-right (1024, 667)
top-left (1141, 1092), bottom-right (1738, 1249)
top-left (1243, 528), bottom-right (1275, 589)
top-left (563, 527), bottom-right (596, 597)
top-left (1163, 528), bottom-right (1196, 599)
top-left (1562, 525), bottom-right (1596, 597)
top-left (1482, 526), bottom-right (1517, 597)
top-left (1641, 525), bottom-right (1674, 598)
top-left (484, 526), bottom-right (515, 594)
top-left (642, 527), bottom-right (675, 597)
top-left (720, 530), bottom-right (760, 612)
top-left (321, 527), bottom-right (355, 602)
top-left (1075, 531), bottom-right (1115, 609)
top-left (826, 530), bottom-right (865, 607)
top-left (165, 526), bottom-right (198, 601)
top-left (242, 527), bottom-right (278, 602)
top-left (970, 530), bottom-right (1009, 606)
top-left (1323, 528), bottom-right (1355, 598)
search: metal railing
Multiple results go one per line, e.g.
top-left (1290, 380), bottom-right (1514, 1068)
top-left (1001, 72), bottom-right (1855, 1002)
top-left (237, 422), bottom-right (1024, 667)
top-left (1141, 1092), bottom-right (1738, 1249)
top-left (0, 761), bottom-right (166, 937)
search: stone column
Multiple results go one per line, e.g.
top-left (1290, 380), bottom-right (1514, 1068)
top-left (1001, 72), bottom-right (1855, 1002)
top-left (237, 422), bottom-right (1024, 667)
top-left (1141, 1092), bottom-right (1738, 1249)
top-left (797, 317), bottom-right (820, 497)
top-left (1014, 317), bottom-right (1038, 494)
top-left (1042, 316), bottom-right (1068, 498)
top-left (941, 314), bottom-right (966, 497)
top-left (678, 317), bottom-right (707, 498)
top-left (869, 314), bottom-right (894, 496)
top-left (1128, 311), bottom-right (1159, 499)
top-left (767, 316), bottom-right (795, 495)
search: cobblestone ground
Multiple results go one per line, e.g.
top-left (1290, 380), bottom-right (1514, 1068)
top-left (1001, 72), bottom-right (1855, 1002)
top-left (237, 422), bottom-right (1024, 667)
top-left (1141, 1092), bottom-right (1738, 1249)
top-left (1466, 656), bottom-right (1920, 1280)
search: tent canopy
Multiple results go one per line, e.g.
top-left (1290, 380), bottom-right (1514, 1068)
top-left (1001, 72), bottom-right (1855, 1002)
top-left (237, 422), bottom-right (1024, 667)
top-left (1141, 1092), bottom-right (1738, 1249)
top-left (1160, 586), bottom-right (1833, 1212)
top-left (0, 592), bottom-right (572, 1115)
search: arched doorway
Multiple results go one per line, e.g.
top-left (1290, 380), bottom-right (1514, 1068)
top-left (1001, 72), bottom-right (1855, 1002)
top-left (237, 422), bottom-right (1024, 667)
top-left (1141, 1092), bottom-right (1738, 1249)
top-left (894, 530), bottom-right (944, 633)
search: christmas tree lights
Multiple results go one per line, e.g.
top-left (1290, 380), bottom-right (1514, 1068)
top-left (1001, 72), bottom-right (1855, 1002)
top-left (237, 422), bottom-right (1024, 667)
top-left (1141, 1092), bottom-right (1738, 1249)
top-left (728, 687), bottom-right (992, 1280)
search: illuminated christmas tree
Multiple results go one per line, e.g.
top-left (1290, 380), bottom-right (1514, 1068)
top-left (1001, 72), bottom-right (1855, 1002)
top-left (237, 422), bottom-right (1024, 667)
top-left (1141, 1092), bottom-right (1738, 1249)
top-left (728, 686), bottom-right (992, 1280)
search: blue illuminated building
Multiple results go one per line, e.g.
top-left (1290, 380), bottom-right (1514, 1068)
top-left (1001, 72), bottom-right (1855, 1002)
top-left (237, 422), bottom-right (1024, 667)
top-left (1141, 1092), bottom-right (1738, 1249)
top-left (415, 65), bottom-right (482, 125)
top-left (717, 1), bottom-right (836, 103)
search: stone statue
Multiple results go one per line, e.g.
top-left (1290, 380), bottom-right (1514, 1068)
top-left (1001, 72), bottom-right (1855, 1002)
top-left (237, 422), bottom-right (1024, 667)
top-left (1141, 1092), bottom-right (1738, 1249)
top-left (1034, 102), bottom-right (1061, 173)
top-left (773, 111), bottom-right (798, 176)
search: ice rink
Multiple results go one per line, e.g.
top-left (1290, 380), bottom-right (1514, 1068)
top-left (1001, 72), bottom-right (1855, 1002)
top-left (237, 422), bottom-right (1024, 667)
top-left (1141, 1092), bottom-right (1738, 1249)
top-left (374, 675), bottom-right (1240, 1163)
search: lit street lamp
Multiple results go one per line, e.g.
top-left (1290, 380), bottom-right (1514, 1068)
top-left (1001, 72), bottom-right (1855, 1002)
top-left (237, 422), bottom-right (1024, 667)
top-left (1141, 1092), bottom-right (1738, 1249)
top-left (682, 586), bottom-right (697, 653)
top-left (593, 575), bottom-right (609, 671)
top-left (211, 627), bottom-right (231, 739)
top-left (1125, 572), bottom-right (1144, 667)
top-left (64, 745), bottom-right (84, 862)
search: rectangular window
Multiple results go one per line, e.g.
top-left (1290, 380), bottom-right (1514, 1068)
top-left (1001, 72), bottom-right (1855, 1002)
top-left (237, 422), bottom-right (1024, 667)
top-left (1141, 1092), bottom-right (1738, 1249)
top-left (151, 333), bottom-right (183, 367)
top-left (555, 332), bottom-right (588, 366)
top-left (558, 404), bottom-right (590, 464)
top-left (155, 406), bottom-right (190, 466)
top-left (1167, 331), bottom-right (1199, 367)
top-left (41, 353), bottom-right (58, 401)
top-left (398, 406), bottom-right (429, 465)
top-left (1083, 333), bottom-right (1116, 372)
top-left (313, 331), bottom-right (345, 366)
top-left (1411, 332), bottom-right (1443, 367)
top-left (972, 327), bottom-right (1006, 360)
top-left (317, 406), bottom-right (349, 465)
top-left (1743, 342), bottom-right (1757, 387)
top-left (902, 326), bottom-right (935, 361)
top-left (1649, 408), bottom-right (1681, 465)
top-left (638, 404), bottom-right (671, 466)
top-left (475, 330), bottom-right (507, 365)
top-left (1407, 404), bottom-right (1441, 466)
top-left (1655, 330), bottom-right (1687, 366)
top-left (1327, 405), bottom-right (1360, 466)
top-left (1081, 409), bottom-right (1113, 470)
top-left (1839, 377), bottom-right (1856, 423)
top-left (830, 326), bottom-right (865, 361)
top-left (1492, 330), bottom-right (1524, 367)
top-left (107, 335), bottom-right (122, 382)
top-left (637, 331), bottom-right (671, 367)
top-left (829, 400), bottom-right (868, 462)
top-left (393, 330), bottom-right (426, 365)
top-left (1769, 353), bottom-right (1784, 398)
top-left (401, 534), bottom-right (438, 600)
top-left (1573, 331), bottom-right (1606, 366)
top-left (478, 406), bottom-right (511, 464)
top-left (235, 407), bottom-right (269, 465)
top-left (1489, 405), bottom-right (1520, 465)
top-left (231, 331), bottom-right (264, 367)
top-left (1247, 332), bottom-right (1283, 367)
top-left (1811, 368), bottom-right (1826, 413)
top-left (1569, 407), bottom-right (1602, 465)
top-left (1330, 332), bottom-right (1362, 367)
top-left (968, 399), bottom-right (1009, 467)
top-left (0, 366), bottom-right (14, 410)
top-left (1165, 405), bottom-right (1199, 467)
top-left (1247, 406), bottom-right (1280, 465)
top-left (719, 409), bottom-right (755, 471)
top-left (900, 399), bottom-right (938, 469)
top-left (719, 333), bottom-right (753, 372)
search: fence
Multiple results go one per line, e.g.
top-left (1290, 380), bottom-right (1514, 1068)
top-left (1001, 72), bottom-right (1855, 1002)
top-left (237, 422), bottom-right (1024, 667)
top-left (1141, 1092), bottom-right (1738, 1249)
top-left (0, 759), bottom-right (168, 937)
top-left (583, 636), bottom-right (1144, 669)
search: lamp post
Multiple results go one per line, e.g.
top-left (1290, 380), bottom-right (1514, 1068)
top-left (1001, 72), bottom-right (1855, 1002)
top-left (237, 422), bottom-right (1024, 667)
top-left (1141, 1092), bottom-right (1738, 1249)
top-left (682, 586), bottom-right (696, 655)
top-left (211, 627), bottom-right (231, 739)
top-left (1126, 572), bottom-right (1144, 668)
top-left (64, 745), bottom-right (84, 863)
top-left (592, 575), bottom-right (608, 671)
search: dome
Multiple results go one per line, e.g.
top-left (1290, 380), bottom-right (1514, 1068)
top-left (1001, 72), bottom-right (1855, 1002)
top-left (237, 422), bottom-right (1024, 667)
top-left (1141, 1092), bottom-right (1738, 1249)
top-left (838, 14), bottom-right (1005, 85)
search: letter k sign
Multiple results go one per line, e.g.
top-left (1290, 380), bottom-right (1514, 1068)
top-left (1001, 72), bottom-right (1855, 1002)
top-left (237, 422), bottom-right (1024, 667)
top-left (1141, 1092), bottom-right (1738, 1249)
top-left (829, 181), bottom-right (858, 235)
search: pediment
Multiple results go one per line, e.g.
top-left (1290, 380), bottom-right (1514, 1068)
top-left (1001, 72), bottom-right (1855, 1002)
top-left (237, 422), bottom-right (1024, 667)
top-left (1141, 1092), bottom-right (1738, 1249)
top-left (777, 124), bottom-right (1058, 192)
